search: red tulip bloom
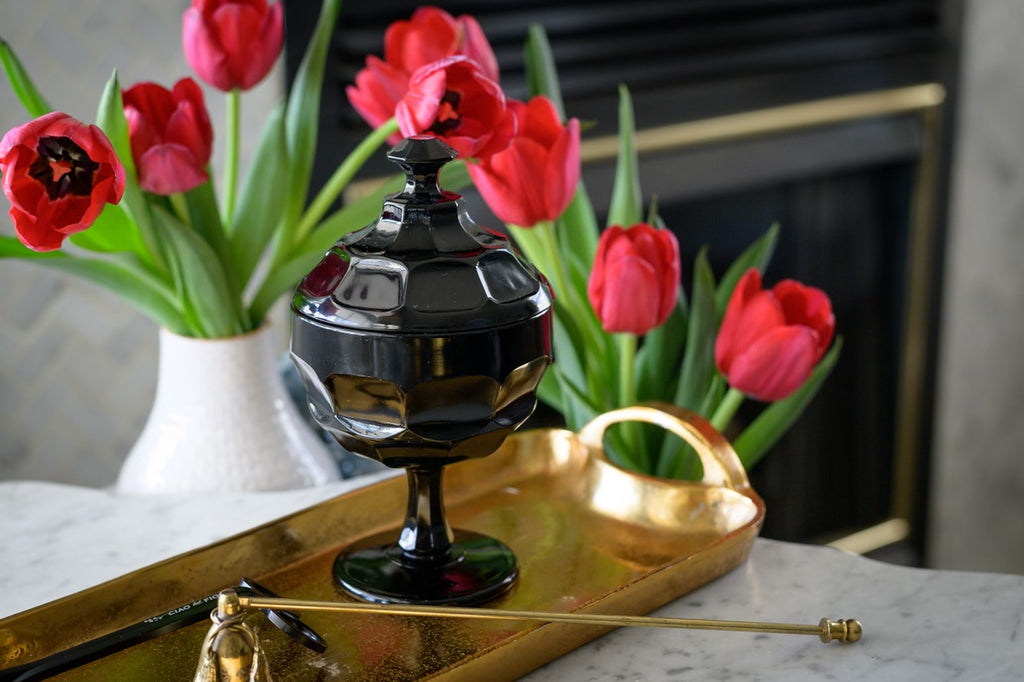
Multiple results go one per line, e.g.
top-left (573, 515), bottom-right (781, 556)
top-left (123, 78), bottom-right (214, 195)
top-left (347, 6), bottom-right (499, 141)
top-left (0, 112), bottom-right (125, 252)
top-left (715, 268), bottom-right (835, 402)
top-left (467, 96), bottom-right (580, 227)
top-left (182, 0), bottom-right (284, 92)
top-left (397, 56), bottom-right (515, 159)
top-left (384, 7), bottom-right (498, 84)
top-left (348, 56), bottom-right (412, 140)
top-left (587, 223), bottom-right (680, 335)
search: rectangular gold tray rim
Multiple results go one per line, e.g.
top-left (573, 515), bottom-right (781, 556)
top-left (1, 425), bottom-right (765, 681)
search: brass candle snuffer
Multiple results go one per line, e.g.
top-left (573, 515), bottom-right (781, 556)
top-left (192, 588), bottom-right (861, 681)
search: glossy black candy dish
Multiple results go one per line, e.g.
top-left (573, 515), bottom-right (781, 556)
top-left (290, 137), bottom-right (553, 605)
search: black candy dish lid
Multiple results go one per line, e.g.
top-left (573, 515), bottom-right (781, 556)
top-left (292, 136), bottom-right (553, 334)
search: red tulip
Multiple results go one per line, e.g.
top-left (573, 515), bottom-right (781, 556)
top-left (467, 96), bottom-right (580, 227)
top-left (123, 78), bottom-right (214, 195)
top-left (347, 56), bottom-right (412, 140)
top-left (182, 0), bottom-right (284, 92)
top-left (385, 7), bottom-right (498, 84)
top-left (715, 268), bottom-right (835, 401)
top-left (396, 56), bottom-right (515, 159)
top-left (0, 112), bottom-right (125, 252)
top-left (587, 223), bottom-right (680, 335)
top-left (347, 6), bottom-right (499, 141)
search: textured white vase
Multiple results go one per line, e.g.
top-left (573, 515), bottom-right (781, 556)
top-left (116, 323), bottom-right (340, 494)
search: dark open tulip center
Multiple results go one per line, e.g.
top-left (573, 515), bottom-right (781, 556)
top-left (430, 90), bottom-right (462, 135)
top-left (29, 136), bottom-right (100, 200)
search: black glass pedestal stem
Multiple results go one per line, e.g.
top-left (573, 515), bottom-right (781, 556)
top-left (334, 464), bottom-right (518, 606)
top-left (399, 465), bottom-right (453, 561)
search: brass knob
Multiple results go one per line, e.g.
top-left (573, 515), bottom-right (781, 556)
top-left (819, 618), bottom-right (863, 643)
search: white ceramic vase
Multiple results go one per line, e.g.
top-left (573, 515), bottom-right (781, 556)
top-left (116, 323), bottom-right (340, 494)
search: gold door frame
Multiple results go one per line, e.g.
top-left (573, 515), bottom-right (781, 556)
top-left (576, 84), bottom-right (946, 554)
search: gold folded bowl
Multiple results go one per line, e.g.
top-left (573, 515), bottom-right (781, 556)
top-left (0, 404), bottom-right (764, 682)
top-left (573, 404), bottom-right (762, 534)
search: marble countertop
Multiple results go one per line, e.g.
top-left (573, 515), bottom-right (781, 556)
top-left (2, 479), bottom-right (1022, 681)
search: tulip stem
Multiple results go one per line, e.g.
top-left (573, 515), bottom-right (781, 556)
top-left (293, 117), bottom-right (399, 244)
top-left (616, 332), bottom-right (648, 470)
top-left (167, 193), bottom-right (187, 224)
top-left (710, 386), bottom-right (745, 434)
top-left (222, 87), bottom-right (241, 226)
top-left (617, 333), bottom-right (637, 408)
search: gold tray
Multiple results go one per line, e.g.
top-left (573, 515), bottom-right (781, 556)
top-left (0, 405), bottom-right (764, 681)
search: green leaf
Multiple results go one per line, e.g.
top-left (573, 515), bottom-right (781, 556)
top-left (69, 203), bottom-right (146, 255)
top-left (646, 195), bottom-right (665, 228)
top-left (606, 84), bottom-right (642, 228)
top-left (732, 337), bottom-right (844, 469)
top-left (248, 175), bottom-right (405, 321)
top-left (230, 103), bottom-right (289, 285)
top-left (584, 333), bottom-right (618, 414)
top-left (524, 24), bottom-right (566, 118)
top-left (152, 207), bottom-right (245, 337)
top-left (95, 70), bottom-right (166, 273)
top-left (653, 373), bottom-right (726, 481)
top-left (184, 179), bottom-right (231, 264)
top-left (560, 244), bottom-right (598, 324)
top-left (509, 224), bottom-right (549, 282)
top-left (250, 257), bottom-right (311, 324)
top-left (291, 117), bottom-right (398, 245)
top-left (0, 39), bottom-right (51, 117)
top-left (553, 371), bottom-right (601, 432)
top-left (299, 175), bottom-right (404, 258)
top-left (550, 313), bottom-right (587, 403)
top-left (674, 249), bottom-right (718, 412)
top-left (715, 222), bottom-right (779, 316)
top-left (0, 237), bottom-right (186, 332)
top-left (182, 180), bottom-right (244, 325)
top-left (697, 374), bottom-right (727, 417)
top-left (556, 184), bottom-right (600, 276)
top-left (282, 0), bottom-right (342, 228)
top-left (0, 236), bottom-right (57, 259)
top-left (248, 245), bottom-right (330, 324)
top-left (95, 71), bottom-right (135, 186)
top-left (553, 288), bottom-right (609, 392)
top-left (440, 159), bottom-right (472, 193)
top-left (541, 197), bottom-right (605, 375)
top-left (636, 293), bottom-right (688, 402)
top-left (536, 370), bottom-right (563, 409)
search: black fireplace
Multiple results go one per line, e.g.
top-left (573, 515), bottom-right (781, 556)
top-left (284, 0), bottom-right (963, 563)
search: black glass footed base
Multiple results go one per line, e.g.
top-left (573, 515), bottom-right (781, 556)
top-left (334, 530), bottom-right (518, 605)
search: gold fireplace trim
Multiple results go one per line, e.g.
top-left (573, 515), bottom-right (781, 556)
top-left (578, 83), bottom-right (945, 555)
top-left (577, 83), bottom-right (945, 161)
